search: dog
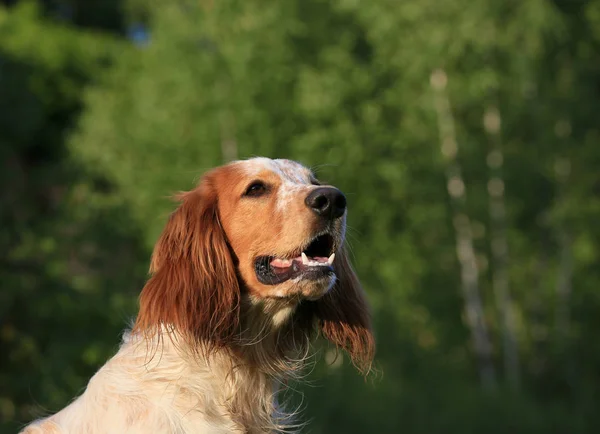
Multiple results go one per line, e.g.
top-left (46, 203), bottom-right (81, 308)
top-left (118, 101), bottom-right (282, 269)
top-left (21, 157), bottom-right (374, 433)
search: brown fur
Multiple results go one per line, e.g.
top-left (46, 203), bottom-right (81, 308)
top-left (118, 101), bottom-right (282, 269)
top-left (135, 173), bottom-right (241, 352)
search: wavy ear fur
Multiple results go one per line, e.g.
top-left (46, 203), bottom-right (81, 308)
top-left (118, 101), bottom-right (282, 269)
top-left (134, 179), bottom-right (240, 350)
top-left (315, 246), bottom-right (375, 373)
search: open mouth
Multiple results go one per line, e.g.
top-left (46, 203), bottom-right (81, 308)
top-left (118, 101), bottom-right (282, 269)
top-left (254, 234), bottom-right (336, 285)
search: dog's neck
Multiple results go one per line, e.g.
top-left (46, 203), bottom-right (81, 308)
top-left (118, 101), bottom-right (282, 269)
top-left (237, 296), bottom-right (316, 377)
top-left (116, 326), bottom-right (295, 433)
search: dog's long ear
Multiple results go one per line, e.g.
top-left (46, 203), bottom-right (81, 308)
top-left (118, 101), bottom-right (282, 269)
top-left (134, 178), bottom-right (240, 351)
top-left (315, 246), bottom-right (375, 373)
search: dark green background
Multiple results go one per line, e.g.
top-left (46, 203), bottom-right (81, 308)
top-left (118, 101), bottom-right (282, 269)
top-left (2, 1), bottom-right (600, 432)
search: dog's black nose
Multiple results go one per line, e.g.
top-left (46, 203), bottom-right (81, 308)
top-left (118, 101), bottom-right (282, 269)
top-left (305, 187), bottom-right (347, 220)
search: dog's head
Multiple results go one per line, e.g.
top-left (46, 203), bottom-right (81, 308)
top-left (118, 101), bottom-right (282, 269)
top-left (135, 158), bottom-right (374, 372)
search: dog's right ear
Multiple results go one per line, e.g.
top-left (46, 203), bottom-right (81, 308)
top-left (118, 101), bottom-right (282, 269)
top-left (134, 177), bottom-right (240, 350)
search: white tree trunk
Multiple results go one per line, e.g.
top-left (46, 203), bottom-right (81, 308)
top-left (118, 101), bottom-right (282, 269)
top-left (484, 106), bottom-right (520, 389)
top-left (553, 157), bottom-right (572, 343)
top-left (555, 229), bottom-right (572, 339)
top-left (431, 70), bottom-right (496, 391)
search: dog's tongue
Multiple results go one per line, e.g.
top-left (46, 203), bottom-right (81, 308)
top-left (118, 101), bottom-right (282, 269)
top-left (270, 253), bottom-right (334, 270)
top-left (270, 258), bottom-right (296, 269)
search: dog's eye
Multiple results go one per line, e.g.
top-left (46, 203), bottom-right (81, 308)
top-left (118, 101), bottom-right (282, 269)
top-left (244, 181), bottom-right (268, 197)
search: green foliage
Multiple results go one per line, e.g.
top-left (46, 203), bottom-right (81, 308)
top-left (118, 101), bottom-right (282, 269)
top-left (2, 0), bottom-right (600, 432)
top-left (0, 3), bottom-right (144, 431)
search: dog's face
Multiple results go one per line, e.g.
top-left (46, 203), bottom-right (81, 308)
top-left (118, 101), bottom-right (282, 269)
top-left (136, 157), bottom-right (374, 372)
top-left (215, 158), bottom-right (346, 301)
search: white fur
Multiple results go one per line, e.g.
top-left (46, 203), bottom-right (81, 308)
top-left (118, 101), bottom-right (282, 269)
top-left (240, 158), bottom-right (310, 184)
top-left (21, 330), bottom-right (283, 434)
top-left (239, 158), bottom-right (313, 212)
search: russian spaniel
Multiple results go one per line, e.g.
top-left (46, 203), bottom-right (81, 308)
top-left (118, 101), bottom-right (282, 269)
top-left (21, 157), bottom-right (374, 434)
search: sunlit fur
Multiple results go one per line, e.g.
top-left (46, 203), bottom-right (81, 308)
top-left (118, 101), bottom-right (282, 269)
top-left (21, 158), bottom-right (374, 434)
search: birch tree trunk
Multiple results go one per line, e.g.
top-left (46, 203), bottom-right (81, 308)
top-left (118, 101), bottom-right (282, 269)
top-left (483, 106), bottom-right (520, 389)
top-left (430, 69), bottom-right (497, 391)
top-left (553, 157), bottom-right (572, 344)
top-left (555, 229), bottom-right (572, 339)
top-left (553, 155), bottom-right (575, 392)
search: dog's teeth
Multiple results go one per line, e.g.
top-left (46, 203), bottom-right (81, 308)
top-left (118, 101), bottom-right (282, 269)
top-left (301, 252), bottom-right (309, 265)
top-left (327, 253), bottom-right (335, 265)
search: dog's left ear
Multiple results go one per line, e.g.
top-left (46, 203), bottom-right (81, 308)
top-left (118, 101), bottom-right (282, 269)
top-left (314, 246), bottom-right (375, 373)
top-left (135, 176), bottom-right (240, 352)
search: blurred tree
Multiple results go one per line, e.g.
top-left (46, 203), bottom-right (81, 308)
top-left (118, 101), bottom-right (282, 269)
top-left (0, 0), bottom-right (126, 32)
top-left (0, 3), bottom-right (145, 431)
top-left (3, 0), bottom-right (600, 433)
top-left (70, 0), bottom-right (600, 431)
